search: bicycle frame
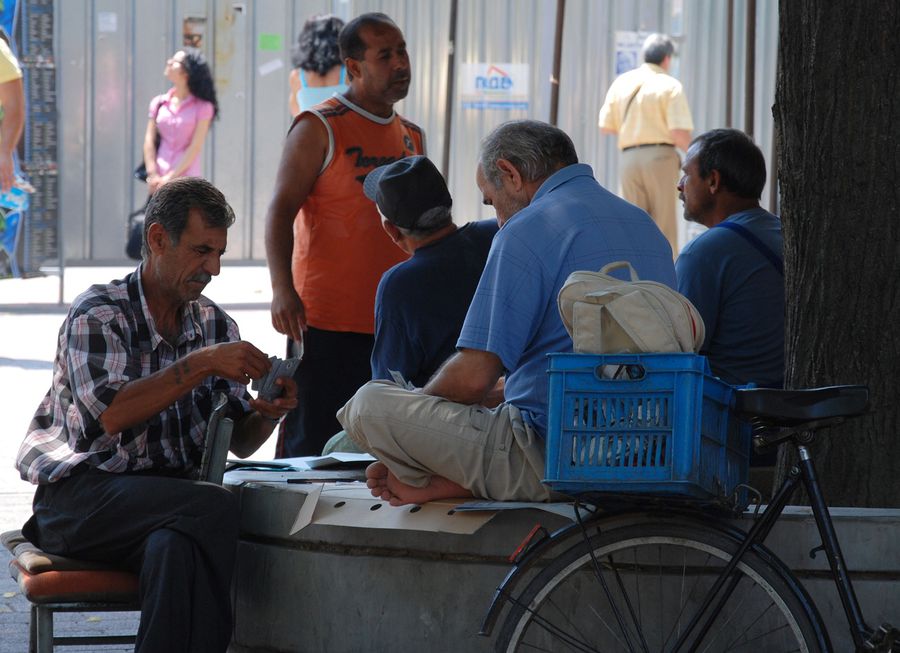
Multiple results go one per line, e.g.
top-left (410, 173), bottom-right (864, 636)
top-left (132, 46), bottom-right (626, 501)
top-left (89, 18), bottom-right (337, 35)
top-left (671, 441), bottom-right (874, 652)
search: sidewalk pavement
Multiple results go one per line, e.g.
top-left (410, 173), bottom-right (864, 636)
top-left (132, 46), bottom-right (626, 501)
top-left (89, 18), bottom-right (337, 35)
top-left (0, 264), bottom-right (282, 652)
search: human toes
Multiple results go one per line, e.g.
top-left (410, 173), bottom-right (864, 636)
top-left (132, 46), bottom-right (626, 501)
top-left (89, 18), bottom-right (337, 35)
top-left (365, 461), bottom-right (389, 480)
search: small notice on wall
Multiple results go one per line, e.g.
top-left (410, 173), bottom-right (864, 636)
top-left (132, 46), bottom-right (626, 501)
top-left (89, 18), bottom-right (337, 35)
top-left (614, 31), bottom-right (650, 75)
top-left (258, 33), bottom-right (282, 51)
top-left (97, 11), bottom-right (117, 33)
top-left (183, 16), bottom-right (206, 48)
top-left (459, 63), bottom-right (529, 111)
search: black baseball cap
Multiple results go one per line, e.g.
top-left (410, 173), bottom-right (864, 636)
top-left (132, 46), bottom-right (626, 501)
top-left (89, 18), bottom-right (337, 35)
top-left (363, 156), bottom-right (452, 230)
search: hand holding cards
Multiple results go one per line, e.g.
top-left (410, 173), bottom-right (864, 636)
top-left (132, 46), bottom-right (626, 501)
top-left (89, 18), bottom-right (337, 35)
top-left (251, 356), bottom-right (300, 401)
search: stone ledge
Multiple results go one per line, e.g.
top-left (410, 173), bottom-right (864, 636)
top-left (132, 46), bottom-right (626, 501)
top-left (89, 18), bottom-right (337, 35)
top-left (229, 482), bottom-right (900, 652)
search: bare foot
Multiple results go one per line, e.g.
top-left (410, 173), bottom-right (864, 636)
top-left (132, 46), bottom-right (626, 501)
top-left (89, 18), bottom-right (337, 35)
top-left (365, 461), bottom-right (392, 501)
top-left (365, 461), bottom-right (473, 507)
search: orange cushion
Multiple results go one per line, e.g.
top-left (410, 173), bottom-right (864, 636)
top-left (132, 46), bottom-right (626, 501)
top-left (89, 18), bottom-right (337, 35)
top-left (9, 560), bottom-right (139, 604)
top-left (4, 530), bottom-right (139, 605)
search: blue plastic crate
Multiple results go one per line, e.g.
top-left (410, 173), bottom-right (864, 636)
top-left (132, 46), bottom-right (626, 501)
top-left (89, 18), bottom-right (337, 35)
top-left (544, 353), bottom-right (750, 503)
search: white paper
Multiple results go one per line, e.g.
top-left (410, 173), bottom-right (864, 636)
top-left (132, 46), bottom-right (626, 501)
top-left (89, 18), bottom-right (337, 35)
top-left (454, 500), bottom-right (595, 521)
top-left (290, 483), bottom-right (323, 534)
top-left (258, 59), bottom-right (284, 76)
top-left (304, 452), bottom-right (376, 469)
top-left (98, 12), bottom-right (118, 33)
top-left (389, 370), bottom-right (416, 390)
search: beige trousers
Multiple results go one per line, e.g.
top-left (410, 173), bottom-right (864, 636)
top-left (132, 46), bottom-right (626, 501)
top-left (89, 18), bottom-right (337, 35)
top-left (620, 145), bottom-right (681, 254)
top-left (337, 380), bottom-right (555, 502)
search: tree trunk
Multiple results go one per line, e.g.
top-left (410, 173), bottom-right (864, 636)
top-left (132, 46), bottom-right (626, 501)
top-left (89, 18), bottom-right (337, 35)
top-left (773, 1), bottom-right (900, 506)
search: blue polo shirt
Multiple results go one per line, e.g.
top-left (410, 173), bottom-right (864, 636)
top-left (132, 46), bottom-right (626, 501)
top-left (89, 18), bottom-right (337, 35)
top-left (457, 163), bottom-right (676, 437)
top-left (676, 207), bottom-right (784, 387)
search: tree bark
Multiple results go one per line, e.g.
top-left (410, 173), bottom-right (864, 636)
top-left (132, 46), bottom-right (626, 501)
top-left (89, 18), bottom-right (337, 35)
top-left (773, 1), bottom-right (900, 506)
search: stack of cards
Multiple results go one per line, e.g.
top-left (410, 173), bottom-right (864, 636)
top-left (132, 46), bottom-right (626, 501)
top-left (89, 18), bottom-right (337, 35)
top-left (251, 356), bottom-right (300, 401)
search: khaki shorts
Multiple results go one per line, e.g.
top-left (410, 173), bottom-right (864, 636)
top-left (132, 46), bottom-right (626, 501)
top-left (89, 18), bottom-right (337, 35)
top-left (337, 380), bottom-right (555, 502)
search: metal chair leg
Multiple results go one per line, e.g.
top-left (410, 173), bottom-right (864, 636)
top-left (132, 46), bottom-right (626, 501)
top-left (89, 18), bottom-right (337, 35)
top-left (28, 603), bottom-right (37, 653)
top-left (34, 604), bottom-right (53, 653)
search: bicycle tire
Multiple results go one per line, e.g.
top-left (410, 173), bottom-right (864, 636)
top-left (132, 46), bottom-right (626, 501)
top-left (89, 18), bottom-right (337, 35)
top-left (496, 518), bottom-right (828, 652)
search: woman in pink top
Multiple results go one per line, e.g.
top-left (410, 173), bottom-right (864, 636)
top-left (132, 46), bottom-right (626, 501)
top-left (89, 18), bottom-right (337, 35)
top-left (142, 48), bottom-right (218, 195)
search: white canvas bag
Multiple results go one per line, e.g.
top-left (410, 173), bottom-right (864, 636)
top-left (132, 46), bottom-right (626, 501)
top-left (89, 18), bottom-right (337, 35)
top-left (557, 261), bottom-right (705, 354)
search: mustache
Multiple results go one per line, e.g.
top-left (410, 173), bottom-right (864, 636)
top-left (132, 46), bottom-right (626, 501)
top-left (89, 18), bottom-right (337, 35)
top-left (188, 272), bottom-right (212, 284)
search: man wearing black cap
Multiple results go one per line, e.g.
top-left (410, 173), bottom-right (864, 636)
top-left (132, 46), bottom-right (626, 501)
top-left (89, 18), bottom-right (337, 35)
top-left (363, 155), bottom-right (498, 388)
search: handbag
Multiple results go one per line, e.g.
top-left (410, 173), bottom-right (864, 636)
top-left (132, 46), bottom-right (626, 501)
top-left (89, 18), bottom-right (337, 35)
top-left (557, 260), bottom-right (705, 354)
top-left (125, 206), bottom-right (146, 260)
top-left (134, 102), bottom-right (163, 182)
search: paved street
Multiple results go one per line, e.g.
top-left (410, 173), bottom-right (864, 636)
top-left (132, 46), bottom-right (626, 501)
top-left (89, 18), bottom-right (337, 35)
top-left (0, 264), bottom-right (282, 652)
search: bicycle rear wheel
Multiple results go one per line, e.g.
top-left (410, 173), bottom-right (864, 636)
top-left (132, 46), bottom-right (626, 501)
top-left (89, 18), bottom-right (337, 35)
top-left (496, 519), bottom-right (827, 652)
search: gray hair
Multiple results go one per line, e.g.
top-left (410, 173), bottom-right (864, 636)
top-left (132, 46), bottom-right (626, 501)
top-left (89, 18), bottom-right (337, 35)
top-left (479, 120), bottom-right (578, 188)
top-left (395, 205), bottom-right (453, 239)
top-left (642, 33), bottom-right (675, 65)
top-left (142, 177), bottom-right (235, 259)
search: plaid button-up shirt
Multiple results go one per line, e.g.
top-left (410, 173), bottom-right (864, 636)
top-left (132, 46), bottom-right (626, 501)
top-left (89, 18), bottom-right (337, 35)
top-left (16, 266), bottom-right (252, 485)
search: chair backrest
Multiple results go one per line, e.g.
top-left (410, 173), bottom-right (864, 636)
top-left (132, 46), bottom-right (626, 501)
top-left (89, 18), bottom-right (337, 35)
top-left (197, 392), bottom-right (233, 485)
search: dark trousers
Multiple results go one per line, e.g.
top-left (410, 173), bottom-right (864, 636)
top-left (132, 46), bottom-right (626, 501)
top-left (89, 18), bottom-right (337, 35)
top-left (22, 471), bottom-right (239, 653)
top-left (275, 326), bottom-right (374, 457)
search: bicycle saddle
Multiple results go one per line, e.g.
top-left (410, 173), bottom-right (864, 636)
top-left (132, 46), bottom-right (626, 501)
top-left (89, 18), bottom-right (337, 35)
top-left (733, 385), bottom-right (868, 425)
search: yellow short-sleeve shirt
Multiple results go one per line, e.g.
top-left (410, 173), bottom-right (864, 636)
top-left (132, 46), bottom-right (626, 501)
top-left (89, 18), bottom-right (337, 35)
top-left (598, 63), bottom-right (693, 150)
top-left (0, 40), bottom-right (22, 84)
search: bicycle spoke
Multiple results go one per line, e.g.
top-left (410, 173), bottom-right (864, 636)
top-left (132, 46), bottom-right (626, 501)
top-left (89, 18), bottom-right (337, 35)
top-left (607, 553), bottom-right (651, 652)
top-left (584, 542), bottom-right (641, 651)
top-left (509, 592), bottom-right (602, 652)
top-left (698, 577), bottom-right (754, 652)
top-left (661, 551), bottom-right (718, 650)
top-left (717, 595), bottom-right (799, 652)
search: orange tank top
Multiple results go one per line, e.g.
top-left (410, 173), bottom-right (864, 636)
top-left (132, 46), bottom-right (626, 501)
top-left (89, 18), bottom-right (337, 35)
top-left (291, 95), bottom-right (425, 333)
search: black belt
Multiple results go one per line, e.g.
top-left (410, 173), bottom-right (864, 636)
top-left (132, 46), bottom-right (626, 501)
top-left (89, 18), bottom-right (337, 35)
top-left (622, 143), bottom-right (674, 152)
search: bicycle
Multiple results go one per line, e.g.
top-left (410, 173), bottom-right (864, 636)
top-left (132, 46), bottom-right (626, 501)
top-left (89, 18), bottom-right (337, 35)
top-left (479, 356), bottom-right (898, 652)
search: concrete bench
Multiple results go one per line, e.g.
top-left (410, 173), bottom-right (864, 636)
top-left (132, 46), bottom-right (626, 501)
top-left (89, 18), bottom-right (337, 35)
top-left (226, 480), bottom-right (900, 653)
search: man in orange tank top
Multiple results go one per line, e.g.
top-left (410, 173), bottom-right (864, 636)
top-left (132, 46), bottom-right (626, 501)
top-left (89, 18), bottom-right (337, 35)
top-left (264, 13), bottom-right (425, 457)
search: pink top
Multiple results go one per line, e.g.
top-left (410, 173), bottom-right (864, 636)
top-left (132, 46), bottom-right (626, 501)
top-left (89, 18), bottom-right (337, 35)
top-left (149, 89), bottom-right (214, 178)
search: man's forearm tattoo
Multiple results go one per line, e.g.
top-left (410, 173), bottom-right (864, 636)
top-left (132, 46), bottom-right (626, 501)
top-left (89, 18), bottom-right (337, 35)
top-left (173, 360), bottom-right (190, 385)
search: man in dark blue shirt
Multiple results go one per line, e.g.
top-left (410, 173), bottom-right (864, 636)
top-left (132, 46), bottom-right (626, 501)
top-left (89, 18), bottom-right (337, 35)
top-left (364, 155), bottom-right (498, 387)
top-left (322, 155), bottom-right (497, 454)
top-left (676, 128), bottom-right (784, 389)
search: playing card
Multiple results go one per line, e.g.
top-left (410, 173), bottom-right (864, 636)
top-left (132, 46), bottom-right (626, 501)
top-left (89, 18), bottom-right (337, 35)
top-left (255, 356), bottom-right (301, 402)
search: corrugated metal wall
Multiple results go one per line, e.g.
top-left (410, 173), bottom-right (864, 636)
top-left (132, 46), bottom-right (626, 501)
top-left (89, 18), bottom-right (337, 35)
top-left (55, 0), bottom-right (777, 263)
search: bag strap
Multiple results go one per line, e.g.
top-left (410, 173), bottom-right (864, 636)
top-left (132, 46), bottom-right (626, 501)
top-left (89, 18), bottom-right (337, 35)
top-left (713, 222), bottom-right (784, 277)
top-left (151, 96), bottom-right (165, 121)
top-left (622, 83), bottom-right (644, 126)
top-left (599, 260), bottom-right (640, 281)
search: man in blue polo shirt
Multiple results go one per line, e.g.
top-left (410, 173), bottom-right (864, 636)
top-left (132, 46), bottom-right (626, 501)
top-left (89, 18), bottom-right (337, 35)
top-left (338, 120), bottom-right (675, 504)
top-left (675, 128), bottom-right (784, 389)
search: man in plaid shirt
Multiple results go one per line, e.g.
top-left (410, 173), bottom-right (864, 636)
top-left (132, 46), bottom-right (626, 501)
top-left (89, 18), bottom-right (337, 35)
top-left (15, 177), bottom-right (296, 653)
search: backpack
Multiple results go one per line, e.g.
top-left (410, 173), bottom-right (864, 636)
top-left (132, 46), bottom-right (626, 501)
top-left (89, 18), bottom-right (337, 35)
top-left (557, 260), bottom-right (705, 354)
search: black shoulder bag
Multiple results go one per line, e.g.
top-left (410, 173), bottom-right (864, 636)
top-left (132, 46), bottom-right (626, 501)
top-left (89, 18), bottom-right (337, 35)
top-left (134, 103), bottom-right (163, 182)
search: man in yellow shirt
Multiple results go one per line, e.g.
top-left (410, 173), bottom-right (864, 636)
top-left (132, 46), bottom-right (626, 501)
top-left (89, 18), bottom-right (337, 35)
top-left (0, 37), bottom-right (24, 193)
top-left (598, 33), bottom-right (693, 254)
